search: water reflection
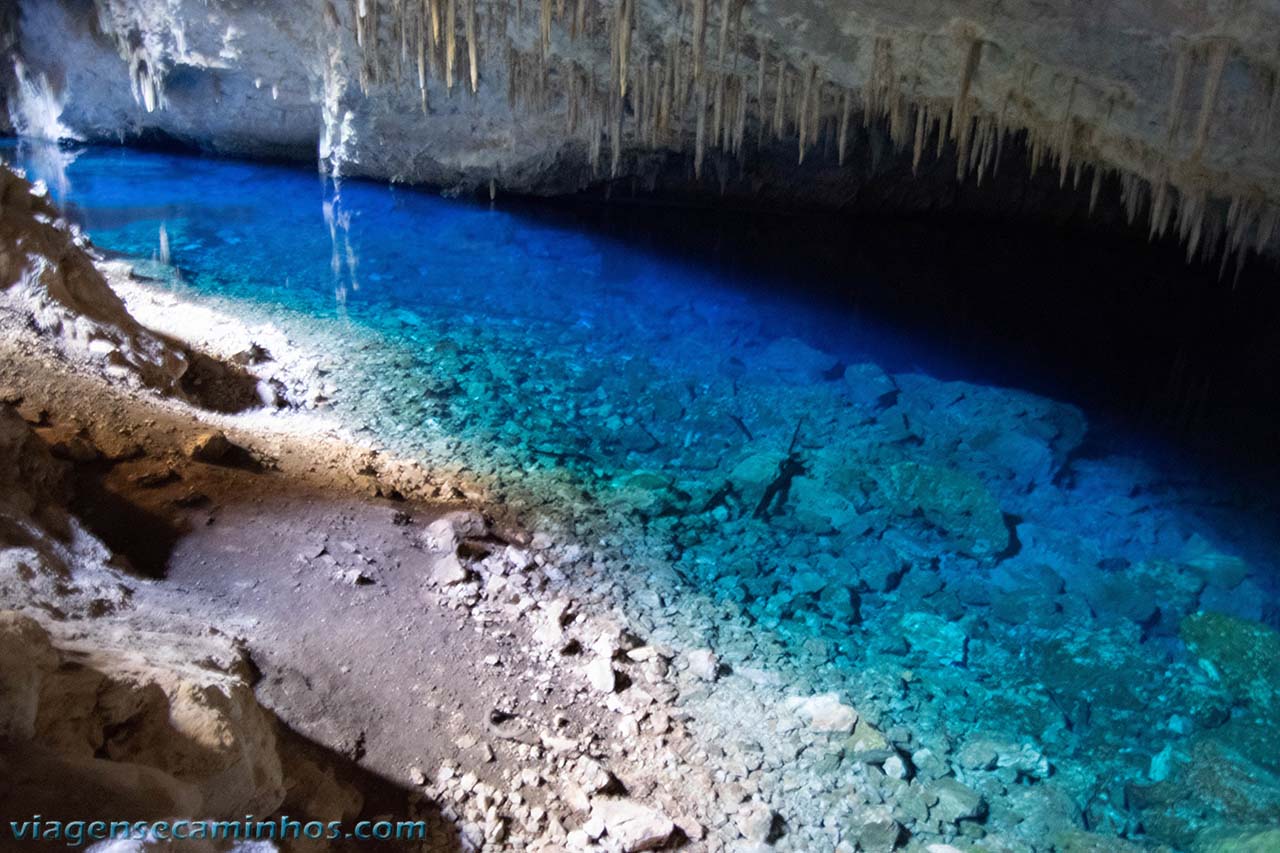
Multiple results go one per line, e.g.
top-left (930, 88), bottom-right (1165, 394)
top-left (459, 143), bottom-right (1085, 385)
top-left (10, 138), bottom-right (80, 201)
top-left (322, 177), bottom-right (360, 308)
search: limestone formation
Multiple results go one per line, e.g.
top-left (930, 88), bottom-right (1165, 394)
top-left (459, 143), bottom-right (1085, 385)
top-left (7, 0), bottom-right (1280, 265)
top-left (0, 164), bottom-right (188, 391)
top-left (0, 609), bottom-right (286, 822)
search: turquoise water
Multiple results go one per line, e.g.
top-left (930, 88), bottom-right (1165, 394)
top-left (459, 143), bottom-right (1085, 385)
top-left (8, 140), bottom-right (1280, 850)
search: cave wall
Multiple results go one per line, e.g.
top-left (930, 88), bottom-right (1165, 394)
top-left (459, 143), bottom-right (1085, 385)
top-left (6, 0), bottom-right (1280, 262)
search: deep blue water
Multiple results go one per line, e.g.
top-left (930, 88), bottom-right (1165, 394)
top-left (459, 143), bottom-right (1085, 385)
top-left (7, 139), bottom-right (1280, 847)
top-left (9, 140), bottom-right (1276, 564)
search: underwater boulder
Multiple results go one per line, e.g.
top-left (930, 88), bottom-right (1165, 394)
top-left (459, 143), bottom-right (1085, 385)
top-left (927, 776), bottom-right (986, 824)
top-left (844, 807), bottom-right (902, 851)
top-left (900, 611), bottom-right (968, 667)
top-left (1050, 828), bottom-right (1173, 852)
top-left (845, 717), bottom-right (895, 763)
top-left (842, 362), bottom-right (898, 411)
top-left (1179, 612), bottom-right (1280, 709)
top-left (1031, 623), bottom-right (1155, 717)
top-left (876, 461), bottom-right (1010, 558)
top-left (1128, 729), bottom-right (1280, 849)
top-left (610, 471), bottom-right (688, 519)
top-left (751, 336), bottom-right (841, 383)
top-left (850, 542), bottom-right (908, 593)
top-left (728, 450), bottom-right (786, 497)
top-left (789, 474), bottom-right (861, 533)
top-left (890, 375), bottom-right (1087, 492)
top-left (1072, 560), bottom-right (1205, 633)
top-left (1191, 825), bottom-right (1280, 853)
top-left (1179, 536), bottom-right (1251, 591)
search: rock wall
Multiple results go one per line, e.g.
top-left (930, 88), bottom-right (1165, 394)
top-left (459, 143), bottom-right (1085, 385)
top-left (0, 163), bottom-right (189, 392)
top-left (0, 400), bottom-right (281, 823)
top-left (7, 0), bottom-right (1280, 265)
top-left (0, 402), bottom-right (365, 837)
top-left (0, 611), bottom-right (286, 822)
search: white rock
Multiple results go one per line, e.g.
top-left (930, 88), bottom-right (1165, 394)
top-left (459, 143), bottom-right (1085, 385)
top-left (687, 648), bottom-right (720, 681)
top-left (585, 657), bottom-right (618, 693)
top-left (789, 692), bottom-right (857, 734)
top-left (574, 756), bottom-right (615, 794)
top-left (735, 801), bottom-right (778, 843)
top-left (590, 797), bottom-right (675, 852)
top-left (432, 553), bottom-right (469, 586)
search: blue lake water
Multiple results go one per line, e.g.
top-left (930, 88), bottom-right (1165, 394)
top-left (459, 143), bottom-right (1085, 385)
top-left (7, 139), bottom-right (1280, 849)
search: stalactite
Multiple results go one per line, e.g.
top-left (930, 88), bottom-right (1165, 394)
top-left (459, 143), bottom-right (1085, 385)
top-left (1167, 39), bottom-right (1190, 145)
top-left (540, 0), bottom-right (552, 60)
top-left (772, 59), bottom-right (786, 140)
top-left (1193, 38), bottom-right (1231, 157)
top-left (755, 53), bottom-right (766, 146)
top-left (466, 0), bottom-right (479, 93)
top-left (589, 110), bottom-right (602, 174)
top-left (695, 83), bottom-right (708, 177)
top-left (611, 96), bottom-right (622, 178)
top-left (1057, 77), bottom-right (1077, 187)
top-left (713, 71), bottom-right (725, 148)
top-left (417, 8), bottom-right (430, 109)
top-left (798, 64), bottom-right (815, 164)
top-left (310, 0), bottom-right (1272, 269)
top-left (1150, 176), bottom-right (1173, 240)
top-left (659, 47), bottom-right (674, 138)
top-left (716, 0), bottom-right (733, 74)
top-left (692, 0), bottom-right (708, 85)
top-left (1257, 205), bottom-right (1279, 253)
top-left (617, 0), bottom-right (632, 97)
top-left (952, 36), bottom-right (983, 179)
top-left (911, 103), bottom-right (927, 173)
top-left (838, 89), bottom-right (851, 166)
top-left (734, 76), bottom-right (748, 155)
top-left (445, 0), bottom-right (457, 90)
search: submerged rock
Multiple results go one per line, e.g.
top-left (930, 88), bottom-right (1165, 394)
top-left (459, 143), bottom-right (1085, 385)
top-left (928, 777), bottom-right (986, 824)
top-left (843, 363), bottom-right (898, 410)
top-left (753, 337), bottom-right (840, 383)
top-left (847, 807), bottom-right (902, 851)
top-left (1180, 612), bottom-right (1280, 708)
top-left (686, 648), bottom-right (720, 682)
top-left (1129, 731), bottom-right (1280, 848)
top-left (876, 462), bottom-right (1009, 558)
top-left (1192, 826), bottom-right (1280, 853)
top-left (900, 612), bottom-right (968, 667)
top-left (789, 692), bottom-right (858, 734)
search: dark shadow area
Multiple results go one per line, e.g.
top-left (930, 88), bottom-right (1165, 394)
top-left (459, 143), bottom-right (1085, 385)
top-left (491, 180), bottom-right (1280, 476)
top-left (176, 345), bottom-right (267, 414)
top-left (68, 463), bottom-right (185, 579)
top-left (0, 718), bottom-right (461, 853)
top-left (272, 722), bottom-right (464, 853)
